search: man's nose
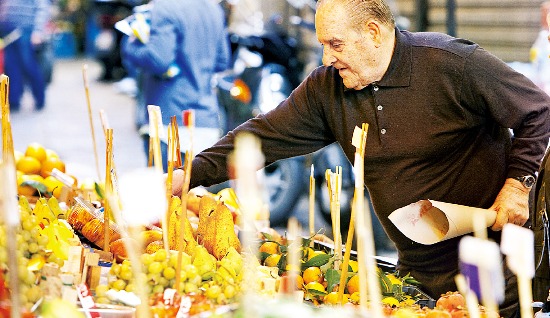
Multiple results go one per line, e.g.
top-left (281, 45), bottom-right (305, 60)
top-left (322, 48), bottom-right (336, 67)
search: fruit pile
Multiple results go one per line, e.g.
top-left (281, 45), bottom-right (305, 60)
top-left (0, 195), bottom-right (72, 315)
top-left (14, 142), bottom-right (67, 198)
top-left (257, 235), bottom-right (421, 307)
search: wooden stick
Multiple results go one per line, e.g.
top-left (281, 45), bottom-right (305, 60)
top-left (334, 166), bottom-right (342, 270)
top-left (309, 164), bottom-right (315, 247)
top-left (103, 129), bottom-right (113, 252)
top-left (171, 116), bottom-right (182, 167)
top-left (82, 65), bottom-right (102, 181)
top-left (147, 106), bottom-right (168, 252)
top-left (0, 156), bottom-right (22, 318)
top-left (175, 111), bottom-right (194, 291)
top-left (99, 110), bottom-right (119, 191)
top-left (518, 274), bottom-right (534, 318)
top-left (1, 75), bottom-right (14, 163)
top-left (337, 194), bottom-right (356, 303)
top-left (287, 217), bottom-right (301, 300)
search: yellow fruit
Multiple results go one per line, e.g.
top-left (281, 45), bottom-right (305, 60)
top-left (348, 260), bottom-right (359, 273)
top-left (17, 174), bottom-right (45, 197)
top-left (40, 156), bottom-right (66, 178)
top-left (264, 253), bottom-right (281, 267)
top-left (304, 281), bottom-right (325, 293)
top-left (25, 142), bottom-right (47, 162)
top-left (346, 274), bottom-right (360, 295)
top-left (45, 149), bottom-right (59, 160)
top-left (323, 291), bottom-right (349, 305)
top-left (43, 176), bottom-right (64, 198)
top-left (350, 291), bottom-right (361, 304)
top-left (308, 249), bottom-right (326, 260)
top-left (386, 273), bottom-right (402, 285)
top-left (302, 266), bottom-right (323, 284)
top-left (17, 156), bottom-right (42, 175)
top-left (382, 296), bottom-right (400, 307)
top-left (259, 241), bottom-right (279, 255)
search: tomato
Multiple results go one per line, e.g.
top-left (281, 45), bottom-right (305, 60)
top-left (436, 291), bottom-right (466, 312)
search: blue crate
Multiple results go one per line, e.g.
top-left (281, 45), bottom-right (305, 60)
top-left (53, 31), bottom-right (76, 58)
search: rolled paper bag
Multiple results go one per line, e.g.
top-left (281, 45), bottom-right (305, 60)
top-left (388, 200), bottom-right (497, 245)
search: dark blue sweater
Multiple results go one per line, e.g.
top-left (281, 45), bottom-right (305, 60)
top-left (122, 0), bottom-right (230, 128)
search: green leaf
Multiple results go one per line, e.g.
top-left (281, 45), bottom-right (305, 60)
top-left (378, 268), bottom-right (393, 294)
top-left (259, 251), bottom-right (271, 262)
top-left (21, 180), bottom-right (49, 196)
top-left (306, 288), bottom-right (327, 296)
top-left (261, 232), bottom-right (274, 241)
top-left (325, 268), bottom-right (341, 293)
top-left (95, 182), bottom-right (105, 200)
top-left (302, 253), bottom-right (331, 269)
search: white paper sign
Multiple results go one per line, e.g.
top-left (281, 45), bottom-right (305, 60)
top-left (501, 224), bottom-right (535, 278)
top-left (117, 167), bottom-right (167, 226)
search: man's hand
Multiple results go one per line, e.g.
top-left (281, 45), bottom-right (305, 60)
top-left (489, 178), bottom-right (531, 231)
top-left (171, 169), bottom-right (185, 197)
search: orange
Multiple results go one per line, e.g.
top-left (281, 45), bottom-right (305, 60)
top-left (17, 174), bottom-right (44, 197)
top-left (16, 156), bottom-right (42, 175)
top-left (259, 241), bottom-right (279, 255)
top-left (25, 142), bottom-right (47, 162)
top-left (346, 274), bottom-right (360, 295)
top-left (40, 156), bottom-right (66, 178)
top-left (302, 266), bottom-right (323, 284)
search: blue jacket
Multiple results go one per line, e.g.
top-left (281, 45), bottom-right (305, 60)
top-left (122, 0), bottom-right (230, 128)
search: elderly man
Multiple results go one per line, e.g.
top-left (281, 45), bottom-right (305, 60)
top-left (172, 1), bottom-right (550, 316)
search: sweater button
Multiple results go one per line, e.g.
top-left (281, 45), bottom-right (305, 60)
top-left (377, 105), bottom-right (383, 111)
top-left (373, 85), bottom-right (379, 92)
top-left (381, 128), bottom-right (387, 134)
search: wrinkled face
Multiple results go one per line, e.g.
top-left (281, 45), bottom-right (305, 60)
top-left (315, 3), bottom-right (380, 90)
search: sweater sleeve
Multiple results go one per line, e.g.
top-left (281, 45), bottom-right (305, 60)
top-left (461, 47), bottom-right (550, 178)
top-left (189, 70), bottom-right (335, 188)
top-left (122, 0), bottom-right (177, 75)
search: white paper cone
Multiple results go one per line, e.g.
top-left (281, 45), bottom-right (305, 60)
top-left (389, 200), bottom-right (497, 245)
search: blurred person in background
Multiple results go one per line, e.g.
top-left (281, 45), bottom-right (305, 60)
top-left (121, 0), bottom-right (231, 171)
top-left (0, 0), bottom-right (51, 112)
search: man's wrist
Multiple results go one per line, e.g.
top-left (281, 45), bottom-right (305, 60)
top-left (512, 175), bottom-right (536, 189)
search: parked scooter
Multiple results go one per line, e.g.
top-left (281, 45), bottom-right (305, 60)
top-left (214, 16), bottom-right (306, 225)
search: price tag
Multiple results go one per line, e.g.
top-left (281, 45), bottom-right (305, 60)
top-left (501, 224), bottom-right (535, 278)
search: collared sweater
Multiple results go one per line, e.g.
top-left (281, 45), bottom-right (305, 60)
top-left (189, 29), bottom-right (550, 315)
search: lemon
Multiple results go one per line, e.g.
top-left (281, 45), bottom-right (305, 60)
top-left (382, 296), bottom-right (400, 307)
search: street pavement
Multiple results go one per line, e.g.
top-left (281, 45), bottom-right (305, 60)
top-left (10, 57), bottom-right (145, 182)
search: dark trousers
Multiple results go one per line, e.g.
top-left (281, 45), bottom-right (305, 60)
top-left (4, 30), bottom-right (46, 111)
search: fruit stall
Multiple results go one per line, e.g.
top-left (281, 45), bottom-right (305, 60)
top-left (0, 73), bottom-right (543, 318)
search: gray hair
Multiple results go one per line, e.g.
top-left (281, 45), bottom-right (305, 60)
top-left (317, 0), bottom-right (396, 29)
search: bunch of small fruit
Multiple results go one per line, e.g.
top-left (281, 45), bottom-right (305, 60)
top-left (95, 245), bottom-right (242, 310)
top-left (257, 234), bottom-right (421, 307)
top-left (0, 195), bottom-right (69, 314)
top-left (14, 142), bottom-right (67, 198)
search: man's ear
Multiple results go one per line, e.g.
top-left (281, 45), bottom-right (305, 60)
top-left (366, 21), bottom-right (382, 47)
